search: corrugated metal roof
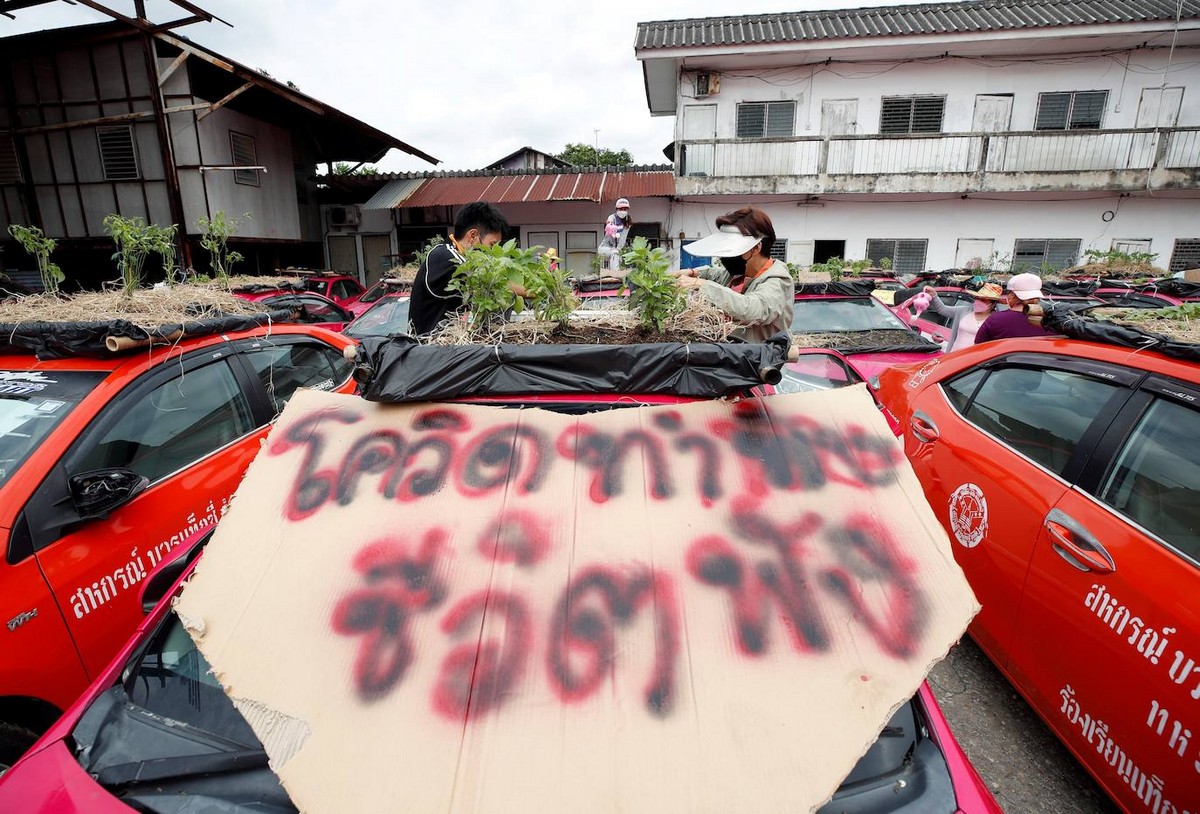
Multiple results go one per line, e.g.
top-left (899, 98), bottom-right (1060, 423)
top-left (362, 178), bottom-right (425, 210)
top-left (398, 171), bottom-right (675, 208)
top-left (636, 0), bottom-right (1200, 49)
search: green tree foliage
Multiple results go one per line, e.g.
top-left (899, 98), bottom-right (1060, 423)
top-left (7, 224), bottom-right (64, 295)
top-left (620, 237), bottom-right (686, 333)
top-left (102, 214), bottom-right (177, 297)
top-left (556, 143), bottom-right (634, 167)
top-left (332, 162), bottom-right (381, 176)
top-left (197, 211), bottom-right (249, 285)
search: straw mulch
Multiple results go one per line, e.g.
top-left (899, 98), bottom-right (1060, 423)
top-left (792, 329), bottom-right (935, 351)
top-left (427, 299), bottom-right (733, 346)
top-left (1060, 262), bottom-right (1167, 280)
top-left (0, 285), bottom-right (268, 328)
top-left (1087, 307), bottom-right (1200, 344)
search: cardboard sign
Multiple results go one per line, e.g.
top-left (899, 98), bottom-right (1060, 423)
top-left (177, 387), bottom-right (979, 813)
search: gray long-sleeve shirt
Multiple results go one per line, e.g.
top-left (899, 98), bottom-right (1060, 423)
top-left (696, 259), bottom-right (794, 343)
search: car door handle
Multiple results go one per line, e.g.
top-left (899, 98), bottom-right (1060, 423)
top-left (910, 411), bottom-right (940, 444)
top-left (1044, 508), bottom-right (1115, 574)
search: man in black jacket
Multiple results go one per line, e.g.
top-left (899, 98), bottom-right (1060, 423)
top-left (410, 202), bottom-right (508, 334)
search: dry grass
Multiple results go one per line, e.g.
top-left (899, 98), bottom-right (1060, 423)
top-left (792, 329), bottom-right (934, 351)
top-left (1060, 262), bottom-right (1167, 280)
top-left (1087, 307), bottom-right (1200, 344)
top-left (0, 284), bottom-right (267, 327)
top-left (427, 298), bottom-right (733, 346)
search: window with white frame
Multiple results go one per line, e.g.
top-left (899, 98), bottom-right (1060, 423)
top-left (1013, 239), bottom-right (1081, 272)
top-left (1112, 239), bottom-right (1153, 257)
top-left (736, 101), bottom-right (796, 138)
top-left (97, 126), bottom-right (140, 180)
top-left (866, 239), bottom-right (928, 273)
top-left (879, 96), bottom-right (946, 134)
top-left (1035, 91), bottom-right (1107, 131)
top-left (230, 131), bottom-right (259, 186)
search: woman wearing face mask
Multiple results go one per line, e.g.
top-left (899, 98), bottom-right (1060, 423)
top-left (920, 282), bottom-right (1003, 352)
top-left (599, 198), bottom-right (633, 272)
top-left (675, 207), bottom-right (794, 343)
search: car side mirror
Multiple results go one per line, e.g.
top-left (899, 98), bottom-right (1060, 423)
top-left (68, 468), bottom-right (149, 520)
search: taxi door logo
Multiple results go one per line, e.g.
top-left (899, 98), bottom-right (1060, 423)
top-left (948, 483), bottom-right (988, 548)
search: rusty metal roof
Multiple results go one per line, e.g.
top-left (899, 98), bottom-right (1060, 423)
top-left (398, 170), bottom-right (675, 208)
top-left (636, 0), bottom-right (1200, 49)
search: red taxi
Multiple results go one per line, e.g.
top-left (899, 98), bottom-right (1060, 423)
top-left (278, 270), bottom-right (365, 308)
top-left (876, 328), bottom-right (1200, 813)
top-left (232, 287), bottom-right (354, 331)
top-left (0, 324), bottom-right (356, 767)
top-left (347, 276), bottom-right (410, 317)
top-left (791, 283), bottom-right (941, 379)
top-left (0, 337), bottom-right (997, 812)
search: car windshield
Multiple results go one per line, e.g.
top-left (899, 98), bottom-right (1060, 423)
top-left (346, 297), bottom-right (411, 339)
top-left (71, 607), bottom-right (289, 811)
top-left (0, 370), bottom-right (106, 488)
top-left (776, 353), bottom-right (865, 394)
top-left (359, 281), bottom-right (405, 304)
top-left (791, 298), bottom-right (910, 333)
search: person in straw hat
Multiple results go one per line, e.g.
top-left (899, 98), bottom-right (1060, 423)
top-left (975, 272), bottom-right (1052, 344)
top-left (918, 281), bottom-right (1004, 352)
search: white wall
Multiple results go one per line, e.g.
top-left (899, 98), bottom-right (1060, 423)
top-left (670, 195), bottom-right (1199, 271)
top-left (676, 48), bottom-right (1200, 141)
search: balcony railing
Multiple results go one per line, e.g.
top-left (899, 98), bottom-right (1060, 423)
top-left (676, 127), bottom-right (1200, 187)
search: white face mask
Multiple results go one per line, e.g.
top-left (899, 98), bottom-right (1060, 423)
top-left (616, 210), bottom-right (629, 220)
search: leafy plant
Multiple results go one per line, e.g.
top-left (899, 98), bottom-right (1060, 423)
top-left (415, 234), bottom-right (445, 266)
top-left (620, 237), bottom-right (685, 333)
top-left (983, 250), bottom-right (1013, 273)
top-left (103, 214), bottom-right (177, 296)
top-left (197, 211), bottom-right (248, 285)
top-left (448, 239), bottom-right (573, 329)
top-left (811, 256), bottom-right (845, 282)
top-left (1084, 247), bottom-right (1158, 267)
top-left (556, 143), bottom-right (634, 167)
top-left (879, 257), bottom-right (893, 271)
top-left (785, 262), bottom-right (802, 281)
top-left (6, 224), bottom-right (65, 294)
top-left (850, 258), bottom-right (872, 274)
top-left (590, 252), bottom-right (604, 274)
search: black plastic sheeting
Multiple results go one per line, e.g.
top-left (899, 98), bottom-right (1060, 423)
top-left (1041, 280), bottom-right (1099, 297)
top-left (357, 333), bottom-right (793, 403)
top-left (1041, 306), bottom-right (1200, 364)
top-left (0, 309), bottom-right (295, 359)
top-left (793, 280), bottom-right (876, 296)
top-left (1136, 279), bottom-right (1200, 298)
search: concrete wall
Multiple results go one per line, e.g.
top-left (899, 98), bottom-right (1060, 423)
top-left (670, 194), bottom-right (1198, 271)
top-left (676, 47), bottom-right (1200, 142)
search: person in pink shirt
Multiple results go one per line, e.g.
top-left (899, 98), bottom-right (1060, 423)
top-left (920, 282), bottom-right (1004, 352)
top-left (975, 273), bottom-right (1053, 344)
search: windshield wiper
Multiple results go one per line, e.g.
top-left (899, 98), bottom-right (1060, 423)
top-left (95, 748), bottom-right (270, 789)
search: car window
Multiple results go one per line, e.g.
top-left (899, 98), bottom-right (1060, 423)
top-left (1098, 398), bottom-right (1200, 562)
top-left (791, 298), bottom-right (910, 332)
top-left (345, 298), bottom-right (412, 339)
top-left (242, 342), bottom-right (353, 413)
top-left (0, 371), bottom-right (107, 488)
top-left (73, 360), bottom-right (255, 484)
top-left (922, 309), bottom-right (953, 328)
top-left (334, 280), bottom-right (358, 300)
top-left (943, 369), bottom-right (987, 413)
top-left (950, 366), bottom-right (1124, 476)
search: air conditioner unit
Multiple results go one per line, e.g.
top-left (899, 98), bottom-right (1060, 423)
top-left (329, 205), bottom-right (360, 227)
top-left (696, 72), bottom-right (721, 98)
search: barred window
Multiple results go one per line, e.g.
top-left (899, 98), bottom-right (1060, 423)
top-left (1169, 239), bottom-right (1200, 273)
top-left (769, 239), bottom-right (788, 262)
top-left (97, 126), bottom-right (140, 181)
top-left (736, 101), bottom-right (796, 138)
top-left (230, 131), bottom-right (259, 186)
top-left (1035, 91), bottom-right (1107, 131)
top-left (1013, 239), bottom-right (1081, 272)
top-left (880, 96), bottom-right (945, 134)
top-left (866, 239), bottom-right (928, 273)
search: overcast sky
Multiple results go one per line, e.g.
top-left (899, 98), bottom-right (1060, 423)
top-left (3, 0), bottom-right (932, 172)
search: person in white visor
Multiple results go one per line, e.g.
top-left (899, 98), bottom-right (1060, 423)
top-left (676, 206), bottom-right (793, 343)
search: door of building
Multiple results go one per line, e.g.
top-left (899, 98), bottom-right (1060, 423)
top-left (821, 100), bottom-right (858, 174)
top-left (955, 238), bottom-right (995, 270)
top-left (971, 95), bottom-right (1013, 170)
top-left (360, 234), bottom-right (392, 286)
top-left (681, 104), bottom-right (717, 177)
top-left (1131, 87), bottom-right (1184, 168)
top-left (327, 235), bottom-right (357, 274)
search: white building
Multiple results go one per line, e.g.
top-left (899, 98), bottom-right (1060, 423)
top-left (636, 0), bottom-right (1200, 274)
